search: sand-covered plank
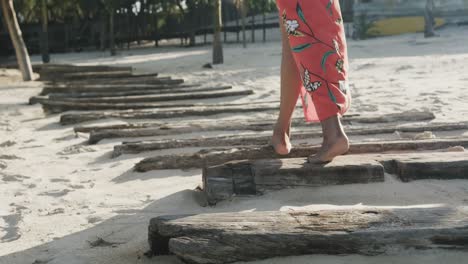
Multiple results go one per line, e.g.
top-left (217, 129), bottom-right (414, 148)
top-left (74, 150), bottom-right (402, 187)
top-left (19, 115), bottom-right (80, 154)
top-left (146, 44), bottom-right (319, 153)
top-left (47, 85), bottom-right (232, 99)
top-left (48, 76), bottom-right (183, 86)
top-left (134, 138), bottom-right (468, 171)
top-left (75, 110), bottom-right (434, 134)
top-left (148, 207), bottom-right (468, 263)
top-left (391, 153), bottom-right (468, 181)
top-left (203, 156), bottom-right (385, 204)
top-left (40, 83), bottom-right (198, 95)
top-left (59, 71), bottom-right (158, 80)
top-left (60, 104), bottom-right (280, 125)
top-left (114, 122), bottom-right (468, 154)
top-left (40, 89), bottom-right (254, 104)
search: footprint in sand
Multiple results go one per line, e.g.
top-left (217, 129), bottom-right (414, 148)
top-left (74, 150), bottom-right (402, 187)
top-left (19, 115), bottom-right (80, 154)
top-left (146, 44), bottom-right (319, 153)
top-left (0, 161), bottom-right (6, 170)
top-left (57, 144), bottom-right (96, 156)
top-left (0, 140), bottom-right (16, 147)
top-left (38, 189), bottom-right (73, 197)
top-left (0, 154), bottom-right (23, 160)
top-left (50, 178), bottom-right (71, 183)
top-left (1, 173), bottom-right (31, 182)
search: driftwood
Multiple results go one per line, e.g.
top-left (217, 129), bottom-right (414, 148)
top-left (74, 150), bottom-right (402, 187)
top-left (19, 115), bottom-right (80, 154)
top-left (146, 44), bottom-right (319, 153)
top-left (76, 110), bottom-right (435, 134)
top-left (60, 104), bottom-right (280, 125)
top-left (202, 151), bottom-right (468, 203)
top-left (114, 122), bottom-right (468, 155)
top-left (204, 156), bottom-right (385, 203)
top-left (134, 138), bottom-right (468, 171)
top-left (148, 207), bottom-right (468, 263)
top-left (40, 83), bottom-right (197, 96)
top-left (48, 85), bottom-right (232, 99)
top-left (38, 89), bottom-right (254, 105)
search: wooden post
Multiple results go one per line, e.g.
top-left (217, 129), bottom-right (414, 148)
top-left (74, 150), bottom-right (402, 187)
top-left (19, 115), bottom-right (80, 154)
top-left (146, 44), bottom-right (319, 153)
top-left (235, 7), bottom-right (240, 43)
top-left (424, 0), bottom-right (436, 38)
top-left (262, 2), bottom-right (266, 43)
top-left (241, 0), bottom-right (247, 48)
top-left (251, 11), bottom-right (255, 43)
top-left (40, 0), bottom-right (50, 63)
top-left (0, 0), bottom-right (33, 81)
top-left (212, 0), bottom-right (223, 64)
top-left (110, 8), bottom-right (116, 56)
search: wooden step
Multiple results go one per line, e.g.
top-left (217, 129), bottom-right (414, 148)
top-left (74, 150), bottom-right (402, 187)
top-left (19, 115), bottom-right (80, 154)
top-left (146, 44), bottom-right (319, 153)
top-left (134, 138), bottom-right (468, 171)
top-left (59, 103), bottom-right (280, 125)
top-left (40, 80), bottom-right (189, 95)
top-left (204, 156), bottom-right (385, 204)
top-left (75, 110), bottom-right (434, 134)
top-left (39, 89), bottom-right (254, 105)
top-left (60, 71), bottom-right (158, 80)
top-left (47, 85), bottom-right (232, 99)
top-left (148, 207), bottom-right (468, 263)
top-left (115, 122), bottom-right (467, 154)
top-left (203, 152), bottom-right (468, 204)
top-left (48, 75), bottom-right (183, 86)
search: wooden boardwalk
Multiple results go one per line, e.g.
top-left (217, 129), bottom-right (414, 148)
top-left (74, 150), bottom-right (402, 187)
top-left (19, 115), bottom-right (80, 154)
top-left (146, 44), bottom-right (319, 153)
top-left (30, 64), bottom-right (468, 264)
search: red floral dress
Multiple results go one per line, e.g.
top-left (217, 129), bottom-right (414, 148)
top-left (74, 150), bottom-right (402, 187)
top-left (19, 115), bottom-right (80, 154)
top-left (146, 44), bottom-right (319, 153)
top-left (276, 0), bottom-right (351, 122)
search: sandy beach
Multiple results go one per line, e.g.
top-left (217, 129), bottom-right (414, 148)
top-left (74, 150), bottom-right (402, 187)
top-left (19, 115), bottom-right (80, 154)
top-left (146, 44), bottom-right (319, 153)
top-left (1, 25), bottom-right (468, 264)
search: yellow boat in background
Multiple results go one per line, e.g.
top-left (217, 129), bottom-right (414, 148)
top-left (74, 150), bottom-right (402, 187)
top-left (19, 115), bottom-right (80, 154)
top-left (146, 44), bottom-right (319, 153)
top-left (367, 16), bottom-right (445, 37)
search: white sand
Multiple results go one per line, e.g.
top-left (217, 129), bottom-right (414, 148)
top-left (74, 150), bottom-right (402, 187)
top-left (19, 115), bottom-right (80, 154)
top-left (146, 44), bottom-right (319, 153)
top-left (1, 25), bottom-right (468, 264)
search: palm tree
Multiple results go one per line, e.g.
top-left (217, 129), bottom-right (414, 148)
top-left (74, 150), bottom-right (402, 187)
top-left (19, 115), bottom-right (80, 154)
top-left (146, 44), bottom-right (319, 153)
top-left (1, 0), bottom-right (33, 81)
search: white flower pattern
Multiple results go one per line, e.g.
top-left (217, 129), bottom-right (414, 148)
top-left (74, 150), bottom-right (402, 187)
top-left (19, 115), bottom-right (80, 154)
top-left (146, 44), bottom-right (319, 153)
top-left (303, 69), bottom-right (322, 92)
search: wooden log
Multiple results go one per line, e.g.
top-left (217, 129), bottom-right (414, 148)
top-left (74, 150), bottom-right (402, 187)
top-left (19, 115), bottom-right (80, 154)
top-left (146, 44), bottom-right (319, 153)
top-left (60, 104), bottom-right (280, 125)
top-left (48, 85), bottom-right (232, 99)
top-left (39, 89), bottom-right (254, 104)
top-left (148, 207), bottom-right (468, 263)
top-left (392, 153), bottom-right (468, 181)
top-left (60, 71), bottom-right (158, 80)
top-left (204, 156), bottom-right (385, 204)
top-left (32, 64), bottom-right (132, 73)
top-left (115, 122), bottom-right (468, 155)
top-left (134, 138), bottom-right (468, 171)
top-left (76, 110), bottom-right (435, 134)
top-left (40, 83), bottom-right (197, 96)
top-left (202, 152), bottom-right (468, 204)
top-left (48, 76), bottom-right (184, 86)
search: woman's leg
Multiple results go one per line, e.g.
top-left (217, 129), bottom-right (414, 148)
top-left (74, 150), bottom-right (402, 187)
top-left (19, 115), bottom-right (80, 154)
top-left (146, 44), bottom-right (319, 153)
top-left (271, 17), bottom-right (302, 155)
top-left (311, 115), bottom-right (349, 163)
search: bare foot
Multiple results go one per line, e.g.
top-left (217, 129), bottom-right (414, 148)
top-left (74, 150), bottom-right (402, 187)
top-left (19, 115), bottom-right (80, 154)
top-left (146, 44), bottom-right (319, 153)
top-left (308, 135), bottom-right (349, 163)
top-left (271, 126), bottom-right (292, 155)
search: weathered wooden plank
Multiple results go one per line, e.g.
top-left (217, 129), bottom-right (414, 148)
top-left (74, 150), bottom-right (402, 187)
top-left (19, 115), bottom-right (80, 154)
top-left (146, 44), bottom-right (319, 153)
top-left (40, 83), bottom-right (197, 96)
top-left (39, 89), bottom-right (254, 105)
top-left (392, 154), bottom-right (468, 182)
top-left (48, 76), bottom-right (184, 86)
top-left (48, 85), bottom-right (232, 99)
top-left (148, 207), bottom-right (468, 263)
top-left (59, 71), bottom-right (158, 80)
top-left (203, 156), bottom-right (385, 204)
top-left (32, 64), bottom-right (132, 73)
top-left (134, 138), bottom-right (468, 171)
top-left (115, 122), bottom-right (468, 155)
top-left (202, 151), bottom-right (468, 204)
top-left (75, 111), bottom-right (434, 134)
top-left (60, 104), bottom-right (280, 125)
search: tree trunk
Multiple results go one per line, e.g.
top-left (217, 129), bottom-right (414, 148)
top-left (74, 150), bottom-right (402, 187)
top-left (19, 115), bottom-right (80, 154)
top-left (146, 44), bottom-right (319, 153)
top-left (235, 7), bottom-right (240, 43)
top-left (251, 11), bottom-right (255, 43)
top-left (40, 0), bottom-right (50, 63)
top-left (241, 0), bottom-right (247, 48)
top-left (109, 8), bottom-right (116, 56)
top-left (1, 0), bottom-right (33, 81)
top-left (100, 11), bottom-right (107, 50)
top-left (424, 0), bottom-right (436, 38)
top-left (212, 0), bottom-right (223, 64)
top-left (262, 10), bottom-right (266, 42)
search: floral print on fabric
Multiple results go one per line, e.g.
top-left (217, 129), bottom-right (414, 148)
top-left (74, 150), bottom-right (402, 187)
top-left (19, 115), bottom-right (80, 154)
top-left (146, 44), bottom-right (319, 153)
top-left (276, 0), bottom-right (351, 122)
